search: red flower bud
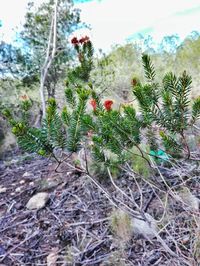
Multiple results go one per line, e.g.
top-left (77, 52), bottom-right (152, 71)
top-left (71, 37), bottom-right (79, 45)
top-left (90, 99), bottom-right (97, 111)
top-left (104, 100), bottom-right (113, 111)
top-left (131, 78), bottom-right (138, 87)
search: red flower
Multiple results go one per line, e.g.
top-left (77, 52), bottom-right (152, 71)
top-left (104, 100), bottom-right (113, 111)
top-left (131, 78), bottom-right (138, 87)
top-left (71, 37), bottom-right (79, 45)
top-left (90, 99), bottom-right (97, 111)
top-left (83, 36), bottom-right (90, 42)
top-left (79, 37), bottom-right (85, 44)
top-left (79, 36), bottom-right (90, 44)
top-left (20, 94), bottom-right (29, 101)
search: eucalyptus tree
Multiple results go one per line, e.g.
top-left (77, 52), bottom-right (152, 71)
top-left (21, 0), bottom-right (81, 101)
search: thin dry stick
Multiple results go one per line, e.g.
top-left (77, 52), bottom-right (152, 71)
top-left (107, 167), bottom-right (142, 211)
top-left (107, 166), bottom-right (179, 257)
top-left (127, 170), bottom-right (144, 210)
top-left (67, 218), bottom-right (110, 227)
top-left (0, 230), bottom-right (39, 262)
top-left (152, 158), bottom-right (200, 215)
top-left (62, 159), bottom-right (141, 219)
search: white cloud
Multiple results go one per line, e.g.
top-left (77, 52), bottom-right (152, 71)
top-left (0, 0), bottom-right (200, 51)
top-left (151, 10), bottom-right (200, 42)
top-left (0, 0), bottom-right (46, 42)
top-left (75, 0), bottom-right (200, 51)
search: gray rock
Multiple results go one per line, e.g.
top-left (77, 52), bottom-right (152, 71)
top-left (15, 187), bottom-right (21, 193)
top-left (132, 213), bottom-right (158, 239)
top-left (26, 192), bottom-right (49, 210)
top-left (23, 172), bottom-right (31, 177)
top-left (177, 187), bottom-right (199, 211)
top-left (0, 187), bottom-right (7, 193)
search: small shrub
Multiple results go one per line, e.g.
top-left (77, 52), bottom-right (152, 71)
top-left (2, 39), bottom-right (200, 180)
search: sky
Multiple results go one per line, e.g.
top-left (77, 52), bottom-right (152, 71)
top-left (0, 0), bottom-right (200, 52)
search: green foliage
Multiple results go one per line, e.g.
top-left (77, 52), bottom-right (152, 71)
top-left (3, 42), bottom-right (200, 179)
top-left (2, 36), bottom-right (93, 158)
top-left (2, 108), bottom-right (12, 121)
top-left (66, 88), bottom-right (90, 152)
top-left (90, 44), bottom-right (143, 100)
top-left (67, 37), bottom-right (94, 84)
top-left (0, 0), bottom-right (81, 100)
top-left (132, 55), bottom-right (200, 158)
top-left (42, 98), bottom-right (67, 149)
top-left (0, 42), bottom-right (38, 86)
top-left (159, 131), bottom-right (181, 157)
top-left (17, 127), bottom-right (54, 156)
top-left (64, 87), bottom-right (76, 107)
top-left (131, 153), bottom-right (151, 178)
top-left (2, 100), bottom-right (55, 155)
top-left (61, 106), bottom-right (70, 126)
top-left (89, 149), bottom-right (120, 179)
top-left (142, 54), bottom-right (156, 81)
top-left (90, 35), bottom-right (200, 103)
top-left (192, 97), bottom-right (200, 123)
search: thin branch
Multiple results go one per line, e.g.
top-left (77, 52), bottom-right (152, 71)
top-left (40, 0), bottom-right (58, 118)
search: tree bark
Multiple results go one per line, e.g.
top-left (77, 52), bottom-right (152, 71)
top-left (39, 0), bottom-right (58, 118)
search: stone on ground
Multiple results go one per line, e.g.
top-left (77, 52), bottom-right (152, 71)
top-left (26, 192), bottom-right (49, 210)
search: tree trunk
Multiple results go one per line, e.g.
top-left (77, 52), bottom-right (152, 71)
top-left (40, 0), bottom-right (58, 118)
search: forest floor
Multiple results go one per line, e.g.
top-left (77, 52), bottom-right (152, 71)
top-left (0, 151), bottom-right (200, 266)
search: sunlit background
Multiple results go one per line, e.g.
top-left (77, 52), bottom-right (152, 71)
top-left (1, 0), bottom-right (200, 52)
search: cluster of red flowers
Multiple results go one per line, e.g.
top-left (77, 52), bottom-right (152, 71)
top-left (79, 36), bottom-right (90, 44)
top-left (20, 94), bottom-right (29, 101)
top-left (71, 36), bottom-right (90, 45)
top-left (90, 99), bottom-right (113, 111)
